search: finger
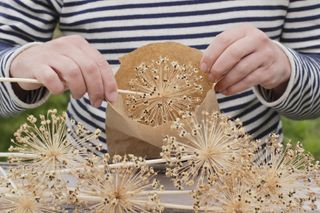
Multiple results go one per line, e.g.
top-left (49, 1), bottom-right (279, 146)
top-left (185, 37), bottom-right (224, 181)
top-left (47, 53), bottom-right (87, 99)
top-left (221, 68), bottom-right (264, 96)
top-left (55, 41), bottom-right (104, 107)
top-left (215, 52), bottom-right (263, 92)
top-left (34, 65), bottom-right (65, 95)
top-left (75, 39), bottom-right (118, 103)
top-left (209, 35), bottom-right (260, 82)
top-left (200, 25), bottom-right (247, 73)
top-left (100, 64), bottom-right (118, 102)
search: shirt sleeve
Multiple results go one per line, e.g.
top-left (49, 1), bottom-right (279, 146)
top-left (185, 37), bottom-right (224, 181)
top-left (253, 0), bottom-right (320, 120)
top-left (0, 0), bottom-right (63, 117)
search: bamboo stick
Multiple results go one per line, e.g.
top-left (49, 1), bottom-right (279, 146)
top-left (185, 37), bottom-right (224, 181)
top-left (57, 155), bottom-right (194, 174)
top-left (132, 200), bottom-right (217, 211)
top-left (76, 189), bottom-right (192, 202)
top-left (0, 77), bottom-right (144, 96)
top-left (0, 152), bottom-right (37, 158)
top-left (0, 152), bottom-right (194, 174)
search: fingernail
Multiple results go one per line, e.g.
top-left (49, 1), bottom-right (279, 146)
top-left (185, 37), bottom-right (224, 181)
top-left (200, 63), bottom-right (208, 72)
top-left (94, 99), bottom-right (102, 108)
top-left (108, 91), bottom-right (118, 102)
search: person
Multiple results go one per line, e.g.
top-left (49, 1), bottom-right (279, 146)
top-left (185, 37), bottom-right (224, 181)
top-left (0, 0), bottom-right (319, 155)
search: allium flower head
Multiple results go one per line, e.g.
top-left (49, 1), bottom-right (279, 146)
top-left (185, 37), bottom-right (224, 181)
top-left (253, 134), bottom-right (317, 211)
top-left (161, 111), bottom-right (253, 189)
top-left (0, 168), bottom-right (63, 213)
top-left (193, 171), bottom-right (263, 213)
top-left (126, 56), bottom-right (205, 127)
top-left (9, 109), bottom-right (100, 175)
top-left (77, 154), bottom-right (164, 213)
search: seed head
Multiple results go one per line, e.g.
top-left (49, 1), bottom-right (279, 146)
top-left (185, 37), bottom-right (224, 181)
top-left (253, 134), bottom-right (317, 211)
top-left (77, 155), bottom-right (163, 212)
top-left (161, 111), bottom-right (252, 189)
top-left (126, 56), bottom-right (205, 127)
top-left (9, 109), bottom-right (100, 179)
top-left (0, 168), bottom-right (63, 212)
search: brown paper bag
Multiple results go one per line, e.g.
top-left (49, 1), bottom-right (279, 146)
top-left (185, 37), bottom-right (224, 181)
top-left (106, 42), bottom-right (219, 158)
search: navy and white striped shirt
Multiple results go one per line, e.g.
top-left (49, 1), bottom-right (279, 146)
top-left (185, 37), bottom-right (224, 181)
top-left (0, 0), bottom-right (320, 154)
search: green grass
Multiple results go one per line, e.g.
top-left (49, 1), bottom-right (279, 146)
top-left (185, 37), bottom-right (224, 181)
top-left (282, 118), bottom-right (320, 159)
top-left (0, 93), bottom-right (69, 152)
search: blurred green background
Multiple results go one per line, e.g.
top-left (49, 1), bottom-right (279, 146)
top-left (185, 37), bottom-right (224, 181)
top-left (1, 27), bottom-right (320, 160)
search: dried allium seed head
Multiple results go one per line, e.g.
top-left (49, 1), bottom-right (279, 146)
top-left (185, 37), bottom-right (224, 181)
top-left (9, 109), bottom-right (100, 175)
top-left (0, 170), bottom-right (63, 212)
top-left (77, 155), bottom-right (163, 213)
top-left (161, 111), bottom-right (253, 189)
top-left (0, 191), bottom-right (60, 213)
top-left (253, 134), bottom-right (317, 211)
top-left (194, 171), bottom-right (263, 213)
top-left (126, 56), bottom-right (205, 127)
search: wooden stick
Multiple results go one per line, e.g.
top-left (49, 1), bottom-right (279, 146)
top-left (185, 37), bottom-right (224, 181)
top-left (76, 194), bottom-right (211, 211)
top-left (0, 152), bottom-right (37, 158)
top-left (0, 77), bottom-right (144, 96)
top-left (76, 190), bottom-right (192, 202)
top-left (132, 200), bottom-right (217, 211)
top-left (0, 152), bottom-right (195, 174)
top-left (138, 190), bottom-right (192, 196)
top-left (57, 155), bottom-right (194, 174)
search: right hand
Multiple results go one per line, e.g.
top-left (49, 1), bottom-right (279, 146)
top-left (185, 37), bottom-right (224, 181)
top-left (10, 35), bottom-right (118, 107)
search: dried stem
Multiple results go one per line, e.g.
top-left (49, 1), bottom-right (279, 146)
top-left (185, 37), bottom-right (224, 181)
top-left (0, 152), bottom-right (37, 158)
top-left (77, 190), bottom-right (191, 201)
top-left (0, 77), bottom-right (143, 96)
top-left (54, 155), bottom-right (194, 174)
top-left (134, 200), bottom-right (217, 211)
top-left (77, 193), bottom-right (214, 211)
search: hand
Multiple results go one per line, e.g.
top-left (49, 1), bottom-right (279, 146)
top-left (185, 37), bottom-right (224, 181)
top-left (10, 35), bottom-right (118, 106)
top-left (200, 23), bottom-right (291, 97)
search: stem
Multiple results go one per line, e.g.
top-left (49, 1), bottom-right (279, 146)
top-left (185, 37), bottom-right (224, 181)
top-left (0, 77), bottom-right (143, 96)
top-left (57, 155), bottom-right (194, 174)
top-left (138, 190), bottom-right (192, 195)
top-left (68, 186), bottom-right (192, 197)
top-left (134, 200), bottom-right (217, 211)
top-left (76, 190), bottom-right (192, 203)
top-left (117, 89), bottom-right (144, 96)
top-left (158, 202), bottom-right (195, 210)
top-left (0, 152), bottom-right (195, 176)
top-left (0, 152), bottom-right (38, 158)
top-left (77, 194), bottom-right (103, 202)
top-left (0, 77), bottom-right (40, 84)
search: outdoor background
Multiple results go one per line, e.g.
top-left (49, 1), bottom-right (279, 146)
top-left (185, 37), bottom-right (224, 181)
top-left (1, 27), bottom-right (319, 159)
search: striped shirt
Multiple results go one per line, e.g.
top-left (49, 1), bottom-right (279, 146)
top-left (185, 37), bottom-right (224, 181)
top-left (0, 0), bottom-right (320, 154)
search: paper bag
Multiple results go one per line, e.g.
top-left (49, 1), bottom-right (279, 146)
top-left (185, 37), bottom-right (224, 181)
top-left (106, 42), bottom-right (218, 158)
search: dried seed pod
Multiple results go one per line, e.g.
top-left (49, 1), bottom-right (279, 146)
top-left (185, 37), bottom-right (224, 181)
top-left (0, 168), bottom-right (64, 212)
top-left (252, 134), bottom-right (317, 211)
top-left (193, 171), bottom-right (263, 213)
top-left (161, 111), bottom-right (253, 189)
top-left (9, 109), bottom-right (100, 178)
top-left (76, 155), bottom-right (164, 213)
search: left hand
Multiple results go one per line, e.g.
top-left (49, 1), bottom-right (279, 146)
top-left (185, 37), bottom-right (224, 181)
top-left (200, 23), bottom-right (291, 97)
